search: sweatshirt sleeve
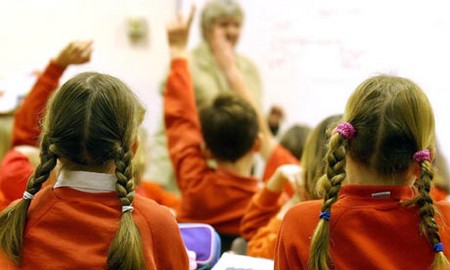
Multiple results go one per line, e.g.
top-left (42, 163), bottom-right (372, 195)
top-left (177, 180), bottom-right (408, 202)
top-left (263, 144), bottom-right (299, 196)
top-left (247, 217), bottom-right (282, 259)
top-left (163, 59), bottom-right (210, 192)
top-left (240, 187), bottom-right (286, 240)
top-left (12, 61), bottom-right (65, 147)
top-left (0, 150), bottom-right (33, 204)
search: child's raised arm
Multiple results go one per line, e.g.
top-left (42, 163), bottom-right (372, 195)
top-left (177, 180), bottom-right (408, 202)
top-left (1, 41), bottom-right (93, 204)
top-left (13, 40), bottom-right (93, 148)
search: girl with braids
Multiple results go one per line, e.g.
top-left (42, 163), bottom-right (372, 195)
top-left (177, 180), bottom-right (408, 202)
top-left (274, 75), bottom-right (450, 270)
top-left (0, 72), bottom-right (189, 269)
top-left (240, 114), bottom-right (341, 259)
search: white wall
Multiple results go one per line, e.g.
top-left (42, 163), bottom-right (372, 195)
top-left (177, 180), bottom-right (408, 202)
top-left (247, 0), bottom-right (450, 168)
top-left (0, 0), bottom-right (176, 135)
top-left (1, 0), bottom-right (450, 171)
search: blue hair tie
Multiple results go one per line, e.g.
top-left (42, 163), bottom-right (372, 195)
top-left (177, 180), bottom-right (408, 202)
top-left (433, 243), bottom-right (444, 253)
top-left (319, 211), bottom-right (331, 221)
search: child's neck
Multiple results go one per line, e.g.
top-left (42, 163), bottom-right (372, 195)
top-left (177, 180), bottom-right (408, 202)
top-left (216, 152), bottom-right (255, 177)
top-left (346, 157), bottom-right (416, 187)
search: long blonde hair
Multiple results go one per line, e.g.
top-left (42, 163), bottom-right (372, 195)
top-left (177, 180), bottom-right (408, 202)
top-left (301, 115), bottom-right (341, 200)
top-left (0, 72), bottom-right (146, 269)
top-left (308, 75), bottom-right (449, 270)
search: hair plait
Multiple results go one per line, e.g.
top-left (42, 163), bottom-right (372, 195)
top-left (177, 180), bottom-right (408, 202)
top-left (308, 132), bottom-right (347, 270)
top-left (107, 145), bottom-right (145, 270)
top-left (0, 135), bottom-right (58, 264)
top-left (413, 160), bottom-right (449, 269)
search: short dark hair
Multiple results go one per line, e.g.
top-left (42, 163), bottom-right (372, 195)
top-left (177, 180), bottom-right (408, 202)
top-left (199, 93), bottom-right (258, 162)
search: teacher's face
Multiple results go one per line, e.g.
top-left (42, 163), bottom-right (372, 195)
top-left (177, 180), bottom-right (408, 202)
top-left (208, 16), bottom-right (242, 48)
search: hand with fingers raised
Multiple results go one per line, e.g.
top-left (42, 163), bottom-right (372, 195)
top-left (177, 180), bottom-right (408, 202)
top-left (167, 6), bottom-right (196, 60)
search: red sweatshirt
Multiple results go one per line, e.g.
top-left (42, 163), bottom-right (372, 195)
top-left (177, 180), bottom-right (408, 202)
top-left (164, 59), bottom-right (294, 235)
top-left (0, 61), bottom-right (64, 208)
top-left (240, 187), bottom-right (287, 259)
top-left (0, 186), bottom-right (189, 269)
top-left (240, 146), bottom-right (298, 258)
top-left (135, 180), bottom-right (180, 210)
top-left (274, 185), bottom-right (450, 270)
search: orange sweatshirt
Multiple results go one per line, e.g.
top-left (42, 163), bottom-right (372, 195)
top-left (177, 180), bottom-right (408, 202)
top-left (240, 147), bottom-right (299, 258)
top-left (0, 61), bottom-right (64, 208)
top-left (274, 185), bottom-right (450, 270)
top-left (0, 186), bottom-right (189, 269)
top-left (430, 185), bottom-right (448, 201)
top-left (164, 59), bottom-right (294, 236)
top-left (240, 187), bottom-right (286, 241)
top-left (240, 187), bottom-right (286, 259)
top-left (135, 180), bottom-right (181, 210)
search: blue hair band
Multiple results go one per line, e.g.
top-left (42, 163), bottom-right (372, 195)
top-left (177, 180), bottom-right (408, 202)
top-left (433, 243), bottom-right (444, 253)
top-left (319, 211), bottom-right (331, 221)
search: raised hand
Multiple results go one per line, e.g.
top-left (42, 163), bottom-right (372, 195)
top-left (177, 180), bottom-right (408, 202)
top-left (266, 164), bottom-right (303, 194)
top-left (167, 6), bottom-right (195, 59)
top-left (54, 40), bottom-right (93, 68)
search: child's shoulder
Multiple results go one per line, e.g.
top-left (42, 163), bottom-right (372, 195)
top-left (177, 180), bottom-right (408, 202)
top-left (289, 200), bottom-right (322, 214)
top-left (134, 194), bottom-right (177, 224)
top-left (284, 200), bottom-right (322, 225)
top-left (280, 200), bottom-right (323, 240)
top-left (133, 195), bottom-right (181, 244)
top-left (435, 199), bottom-right (450, 218)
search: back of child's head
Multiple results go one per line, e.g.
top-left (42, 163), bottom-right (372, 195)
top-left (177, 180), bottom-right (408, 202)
top-left (309, 75), bottom-right (449, 270)
top-left (0, 72), bottom-right (147, 269)
top-left (199, 93), bottom-right (259, 162)
top-left (44, 72), bottom-right (144, 169)
top-left (301, 115), bottom-right (341, 200)
top-left (279, 124), bottom-right (311, 160)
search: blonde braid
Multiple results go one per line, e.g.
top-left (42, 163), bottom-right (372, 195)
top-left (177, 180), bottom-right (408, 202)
top-left (113, 146), bottom-right (135, 207)
top-left (107, 145), bottom-right (145, 270)
top-left (26, 138), bottom-right (57, 194)
top-left (308, 133), bottom-right (348, 270)
top-left (0, 137), bottom-right (57, 264)
top-left (415, 160), bottom-right (450, 269)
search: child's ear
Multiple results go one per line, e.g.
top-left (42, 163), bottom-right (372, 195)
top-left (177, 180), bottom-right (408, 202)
top-left (252, 133), bottom-right (263, 152)
top-left (201, 143), bottom-right (214, 159)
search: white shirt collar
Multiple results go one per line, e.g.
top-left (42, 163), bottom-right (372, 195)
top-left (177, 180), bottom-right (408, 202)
top-left (54, 170), bottom-right (116, 193)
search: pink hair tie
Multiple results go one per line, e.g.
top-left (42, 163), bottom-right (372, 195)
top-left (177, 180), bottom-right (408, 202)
top-left (413, 149), bottom-right (431, 163)
top-left (336, 122), bottom-right (356, 140)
